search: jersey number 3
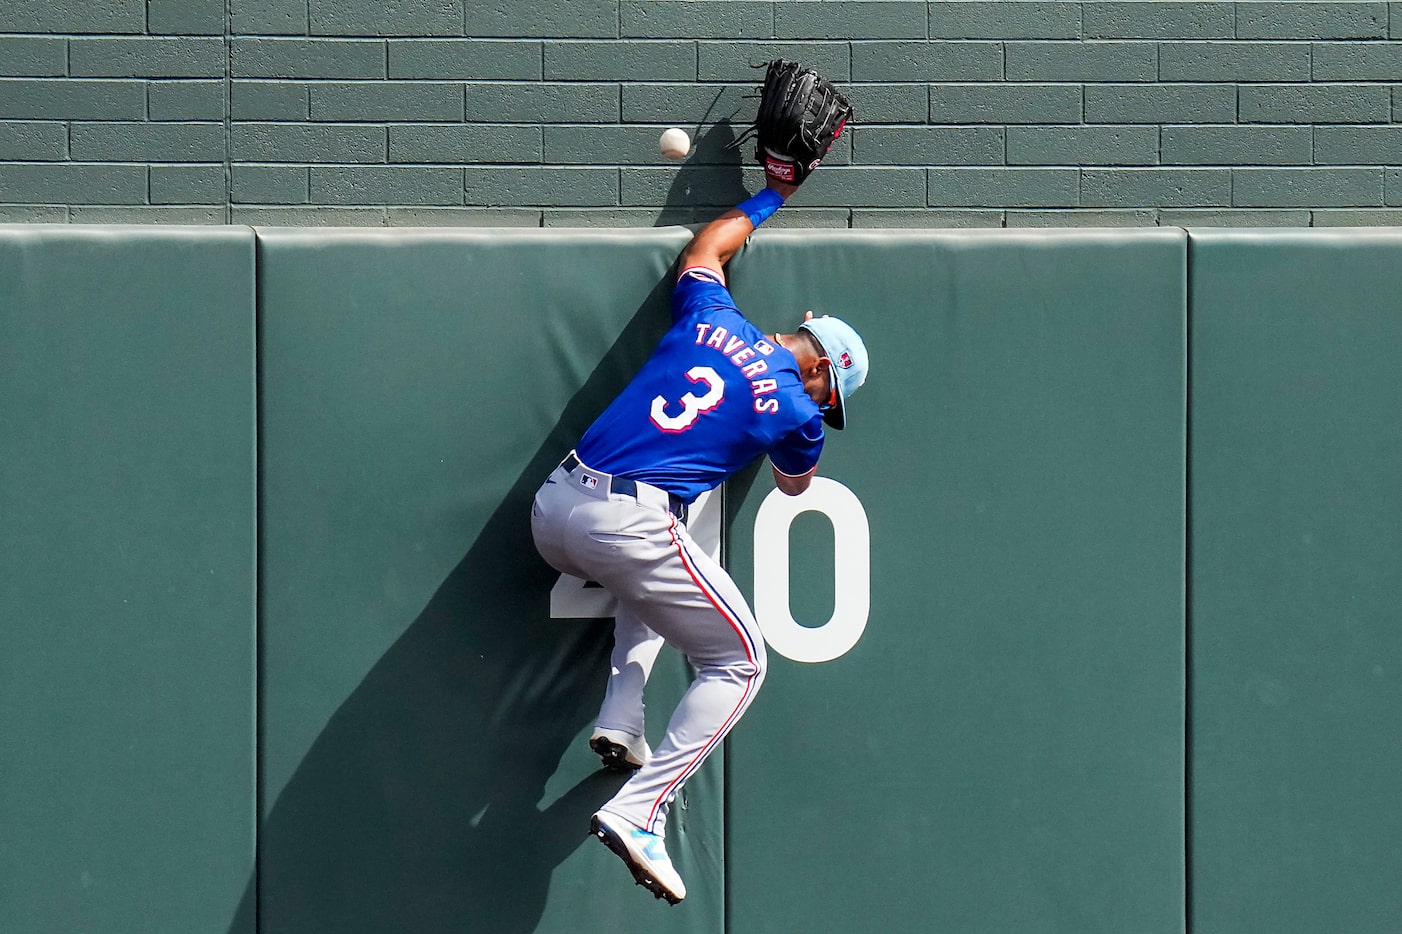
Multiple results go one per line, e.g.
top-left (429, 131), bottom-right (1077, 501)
top-left (650, 365), bottom-right (724, 432)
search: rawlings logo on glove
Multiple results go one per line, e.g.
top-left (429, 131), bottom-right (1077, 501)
top-left (734, 59), bottom-right (854, 187)
top-left (763, 151), bottom-right (797, 183)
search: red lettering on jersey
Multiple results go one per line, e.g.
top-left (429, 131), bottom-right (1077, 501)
top-left (741, 359), bottom-right (768, 379)
top-left (705, 326), bottom-right (729, 349)
top-left (723, 335), bottom-right (747, 355)
top-left (731, 346), bottom-right (757, 366)
top-left (754, 398), bottom-right (780, 415)
top-left (751, 378), bottom-right (778, 395)
top-left (694, 323), bottom-right (712, 344)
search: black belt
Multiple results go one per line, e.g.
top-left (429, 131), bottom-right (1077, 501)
top-left (561, 452), bottom-right (687, 520)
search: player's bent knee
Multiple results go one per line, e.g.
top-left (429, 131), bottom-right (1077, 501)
top-left (749, 638), bottom-right (768, 678)
top-left (694, 652), bottom-right (764, 685)
top-left (735, 651), bottom-right (767, 688)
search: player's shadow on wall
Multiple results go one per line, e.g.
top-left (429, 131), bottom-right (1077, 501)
top-left (656, 118), bottom-right (749, 227)
top-left (225, 277), bottom-right (676, 934)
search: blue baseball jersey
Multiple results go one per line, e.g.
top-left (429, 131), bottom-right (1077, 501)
top-left (575, 267), bottom-right (824, 504)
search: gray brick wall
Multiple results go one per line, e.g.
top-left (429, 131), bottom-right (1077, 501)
top-left (1, 1), bottom-right (1400, 227)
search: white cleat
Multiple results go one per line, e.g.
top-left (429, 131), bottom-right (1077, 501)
top-left (589, 728), bottom-right (649, 771)
top-left (590, 810), bottom-right (686, 905)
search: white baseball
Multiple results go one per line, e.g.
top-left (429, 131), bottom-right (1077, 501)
top-left (659, 127), bottom-right (690, 161)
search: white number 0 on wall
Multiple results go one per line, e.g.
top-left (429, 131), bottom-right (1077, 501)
top-left (551, 478), bottom-right (871, 664)
top-left (751, 477), bottom-right (870, 663)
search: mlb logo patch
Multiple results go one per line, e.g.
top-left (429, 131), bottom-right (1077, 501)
top-left (580, 474), bottom-right (599, 490)
top-left (839, 351), bottom-right (853, 368)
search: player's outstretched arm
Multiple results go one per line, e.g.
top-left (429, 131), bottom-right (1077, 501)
top-left (680, 59), bottom-right (851, 277)
top-left (678, 179), bottom-right (798, 275)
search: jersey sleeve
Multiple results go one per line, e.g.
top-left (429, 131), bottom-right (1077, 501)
top-left (768, 412), bottom-right (825, 478)
top-left (672, 266), bottom-right (736, 323)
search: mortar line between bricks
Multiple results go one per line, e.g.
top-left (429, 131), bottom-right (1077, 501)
top-left (225, 0), bottom-right (233, 224)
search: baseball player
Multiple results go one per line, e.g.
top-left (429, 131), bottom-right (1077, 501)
top-left (530, 63), bottom-right (862, 905)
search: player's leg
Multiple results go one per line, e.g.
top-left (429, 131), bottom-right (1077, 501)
top-left (563, 495), bottom-right (764, 904)
top-left (594, 518), bottom-right (767, 840)
top-left (591, 605), bottom-right (664, 770)
top-left (536, 475), bottom-right (664, 769)
top-left (585, 512), bottom-right (765, 905)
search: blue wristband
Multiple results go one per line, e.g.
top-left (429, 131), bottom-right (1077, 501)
top-left (737, 188), bottom-right (785, 227)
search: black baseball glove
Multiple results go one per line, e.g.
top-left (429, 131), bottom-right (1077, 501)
top-left (734, 59), bottom-right (853, 186)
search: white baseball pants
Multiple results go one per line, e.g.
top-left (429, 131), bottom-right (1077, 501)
top-left (531, 455), bottom-right (766, 837)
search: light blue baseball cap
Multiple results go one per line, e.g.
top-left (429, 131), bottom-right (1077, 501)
top-left (799, 314), bottom-right (869, 430)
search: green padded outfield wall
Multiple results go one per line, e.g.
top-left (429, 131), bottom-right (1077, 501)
top-left (1189, 230), bottom-right (1402, 934)
top-left (0, 226), bottom-right (256, 933)
top-left (242, 228), bottom-right (725, 934)
top-left (17, 223), bottom-right (1402, 932)
top-left (725, 229), bottom-right (1188, 933)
